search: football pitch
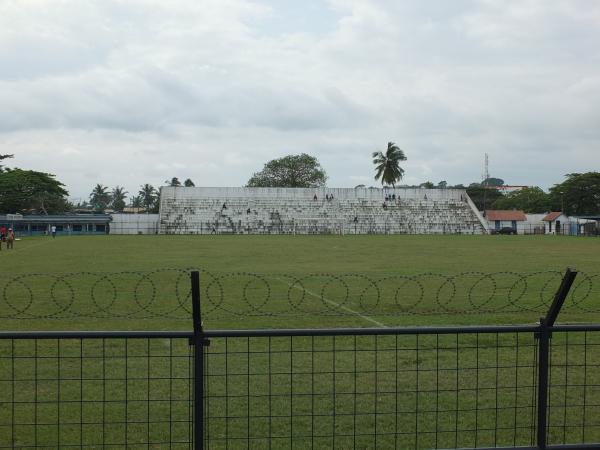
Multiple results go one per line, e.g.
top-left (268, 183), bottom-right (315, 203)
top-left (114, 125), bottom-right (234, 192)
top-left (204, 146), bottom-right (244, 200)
top-left (1, 234), bottom-right (599, 330)
top-left (1, 235), bottom-right (599, 448)
top-left (5, 234), bottom-right (599, 276)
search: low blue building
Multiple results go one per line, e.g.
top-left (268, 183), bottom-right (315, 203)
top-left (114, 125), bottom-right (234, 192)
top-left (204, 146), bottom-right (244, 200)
top-left (0, 214), bottom-right (112, 236)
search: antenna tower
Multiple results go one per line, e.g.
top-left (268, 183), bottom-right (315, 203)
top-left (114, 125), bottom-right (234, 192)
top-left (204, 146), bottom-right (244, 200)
top-left (482, 153), bottom-right (490, 182)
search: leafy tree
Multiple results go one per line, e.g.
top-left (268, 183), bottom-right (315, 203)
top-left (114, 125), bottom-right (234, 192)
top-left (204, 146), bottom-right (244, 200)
top-left (466, 185), bottom-right (504, 211)
top-left (492, 187), bottom-right (551, 213)
top-left (0, 154), bottom-right (13, 173)
top-left (0, 169), bottom-right (69, 214)
top-left (482, 177), bottom-right (505, 187)
top-left (549, 172), bottom-right (600, 216)
top-left (130, 196), bottom-right (142, 208)
top-left (139, 184), bottom-right (158, 212)
top-left (184, 178), bottom-right (195, 187)
top-left (247, 154), bottom-right (327, 188)
top-left (372, 142), bottom-right (407, 187)
top-left (89, 184), bottom-right (111, 212)
top-left (437, 181), bottom-right (447, 189)
top-left (110, 186), bottom-right (128, 212)
top-left (420, 181), bottom-right (434, 189)
top-left (168, 177), bottom-right (181, 187)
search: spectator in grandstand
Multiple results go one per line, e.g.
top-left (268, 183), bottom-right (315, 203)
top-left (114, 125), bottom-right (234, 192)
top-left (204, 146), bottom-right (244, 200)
top-left (313, 194), bottom-right (318, 201)
top-left (330, 194), bottom-right (334, 201)
top-left (6, 228), bottom-right (14, 249)
top-left (382, 202), bottom-right (387, 210)
top-left (392, 194), bottom-right (396, 201)
top-left (246, 208), bottom-right (251, 214)
top-left (353, 216), bottom-right (358, 223)
top-left (221, 203), bottom-right (227, 210)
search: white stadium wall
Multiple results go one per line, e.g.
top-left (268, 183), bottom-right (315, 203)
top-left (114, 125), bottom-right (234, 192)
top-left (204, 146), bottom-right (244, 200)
top-left (158, 187), bottom-right (488, 235)
top-left (110, 214), bottom-right (159, 235)
top-left (160, 186), bottom-right (465, 201)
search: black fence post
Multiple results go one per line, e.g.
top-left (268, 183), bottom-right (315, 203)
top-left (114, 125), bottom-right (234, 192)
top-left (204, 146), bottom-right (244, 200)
top-left (190, 271), bottom-right (206, 450)
top-left (536, 268), bottom-right (578, 449)
top-left (536, 318), bottom-right (550, 450)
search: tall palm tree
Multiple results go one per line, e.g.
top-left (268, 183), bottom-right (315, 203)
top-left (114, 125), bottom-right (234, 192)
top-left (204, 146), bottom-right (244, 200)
top-left (130, 195), bottom-right (142, 208)
top-left (89, 184), bottom-right (111, 212)
top-left (110, 186), bottom-right (128, 212)
top-left (372, 142), bottom-right (407, 187)
top-left (138, 184), bottom-right (157, 211)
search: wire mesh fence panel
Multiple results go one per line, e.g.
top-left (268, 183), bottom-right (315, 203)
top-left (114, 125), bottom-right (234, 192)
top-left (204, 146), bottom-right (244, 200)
top-left (0, 338), bottom-right (193, 449)
top-left (546, 330), bottom-right (600, 446)
top-left (1, 269), bottom-right (600, 449)
top-left (203, 331), bottom-right (538, 450)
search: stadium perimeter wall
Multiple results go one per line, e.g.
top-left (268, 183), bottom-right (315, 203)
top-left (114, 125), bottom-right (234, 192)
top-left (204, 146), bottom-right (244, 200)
top-left (110, 214), bottom-right (159, 234)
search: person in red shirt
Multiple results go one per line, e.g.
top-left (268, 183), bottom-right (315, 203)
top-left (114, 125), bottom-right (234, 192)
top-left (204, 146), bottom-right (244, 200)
top-left (0, 226), bottom-right (6, 250)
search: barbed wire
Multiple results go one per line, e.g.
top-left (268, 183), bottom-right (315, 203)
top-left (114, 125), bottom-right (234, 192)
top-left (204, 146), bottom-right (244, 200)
top-left (1, 269), bottom-right (598, 320)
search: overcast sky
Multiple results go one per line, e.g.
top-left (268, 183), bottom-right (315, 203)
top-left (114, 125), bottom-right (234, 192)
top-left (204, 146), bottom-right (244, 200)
top-left (1, 0), bottom-right (599, 201)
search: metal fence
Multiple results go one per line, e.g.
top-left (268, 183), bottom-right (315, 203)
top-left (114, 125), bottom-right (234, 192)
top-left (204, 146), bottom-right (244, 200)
top-left (520, 222), bottom-right (599, 237)
top-left (201, 326), bottom-right (600, 450)
top-left (1, 269), bottom-right (600, 449)
top-left (0, 333), bottom-right (193, 448)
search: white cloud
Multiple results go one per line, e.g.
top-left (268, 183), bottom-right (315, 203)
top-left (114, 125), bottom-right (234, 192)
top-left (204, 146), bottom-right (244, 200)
top-left (1, 0), bottom-right (600, 199)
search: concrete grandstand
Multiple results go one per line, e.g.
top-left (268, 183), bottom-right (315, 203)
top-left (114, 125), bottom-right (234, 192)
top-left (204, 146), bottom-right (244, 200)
top-left (158, 187), bottom-right (488, 235)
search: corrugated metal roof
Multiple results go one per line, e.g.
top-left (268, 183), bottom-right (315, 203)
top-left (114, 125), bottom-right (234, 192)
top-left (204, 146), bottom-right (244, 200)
top-left (0, 214), bottom-right (111, 224)
top-left (485, 210), bottom-right (527, 221)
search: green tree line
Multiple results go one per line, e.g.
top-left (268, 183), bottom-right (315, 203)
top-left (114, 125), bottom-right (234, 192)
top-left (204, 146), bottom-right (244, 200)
top-left (1, 150), bottom-right (599, 216)
top-left (465, 173), bottom-right (600, 215)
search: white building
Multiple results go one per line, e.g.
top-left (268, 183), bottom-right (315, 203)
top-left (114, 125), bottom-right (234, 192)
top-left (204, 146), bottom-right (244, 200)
top-left (542, 212), bottom-right (569, 234)
top-left (485, 210), bottom-right (527, 234)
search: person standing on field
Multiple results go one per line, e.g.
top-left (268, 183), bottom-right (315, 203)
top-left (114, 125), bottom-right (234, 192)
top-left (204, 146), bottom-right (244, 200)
top-left (51, 225), bottom-right (57, 238)
top-left (6, 228), bottom-right (15, 249)
top-left (0, 226), bottom-right (5, 250)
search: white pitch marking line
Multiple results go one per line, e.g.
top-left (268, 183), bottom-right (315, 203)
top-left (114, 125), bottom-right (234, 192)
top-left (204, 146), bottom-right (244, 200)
top-left (276, 278), bottom-right (387, 328)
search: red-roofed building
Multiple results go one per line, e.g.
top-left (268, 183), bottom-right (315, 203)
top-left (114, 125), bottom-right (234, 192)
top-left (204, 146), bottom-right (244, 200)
top-left (485, 210), bottom-right (527, 234)
top-left (542, 212), bottom-right (568, 234)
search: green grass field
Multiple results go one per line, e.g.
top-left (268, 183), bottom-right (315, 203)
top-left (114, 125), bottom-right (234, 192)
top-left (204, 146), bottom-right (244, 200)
top-left (4, 234), bottom-right (600, 276)
top-left (1, 235), bottom-right (599, 448)
top-left (1, 234), bottom-right (599, 330)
